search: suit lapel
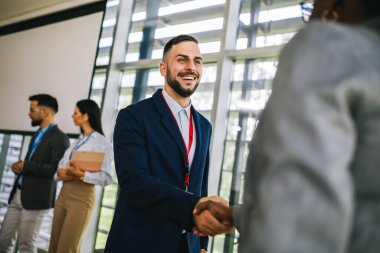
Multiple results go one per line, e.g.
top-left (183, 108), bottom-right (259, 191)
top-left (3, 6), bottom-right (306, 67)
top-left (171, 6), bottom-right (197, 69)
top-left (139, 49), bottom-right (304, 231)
top-left (25, 133), bottom-right (37, 160)
top-left (190, 106), bottom-right (203, 170)
top-left (153, 90), bottom-right (186, 160)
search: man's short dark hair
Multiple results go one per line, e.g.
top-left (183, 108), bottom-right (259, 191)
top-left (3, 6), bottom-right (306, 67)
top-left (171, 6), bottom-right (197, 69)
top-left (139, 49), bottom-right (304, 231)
top-left (29, 94), bottom-right (58, 113)
top-left (163, 34), bottom-right (199, 59)
top-left (363, 0), bottom-right (380, 17)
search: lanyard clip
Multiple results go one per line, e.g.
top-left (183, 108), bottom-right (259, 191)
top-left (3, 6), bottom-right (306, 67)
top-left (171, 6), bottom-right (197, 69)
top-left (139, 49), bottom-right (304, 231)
top-left (184, 172), bottom-right (190, 192)
top-left (184, 166), bottom-right (190, 192)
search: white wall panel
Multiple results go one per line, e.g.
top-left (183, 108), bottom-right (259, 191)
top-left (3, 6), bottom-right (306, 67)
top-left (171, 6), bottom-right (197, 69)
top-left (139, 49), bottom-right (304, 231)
top-left (0, 12), bottom-right (103, 134)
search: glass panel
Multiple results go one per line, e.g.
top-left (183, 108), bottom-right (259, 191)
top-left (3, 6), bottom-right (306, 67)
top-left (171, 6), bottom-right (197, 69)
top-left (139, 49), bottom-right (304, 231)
top-left (102, 183), bottom-right (118, 208)
top-left (90, 1), bottom-right (120, 108)
top-left (96, 1), bottom-right (119, 66)
top-left (236, 0), bottom-right (304, 49)
top-left (126, 0), bottom-right (226, 62)
top-left (95, 231), bottom-right (109, 250)
top-left (211, 0), bottom-right (306, 250)
top-left (95, 206), bottom-right (115, 249)
top-left (93, 0), bottom-right (308, 252)
top-left (92, 72), bottom-right (107, 90)
top-left (90, 70), bottom-right (107, 106)
top-left (0, 134), bottom-right (22, 205)
top-left (0, 135), bottom-right (79, 251)
top-left (0, 135), bottom-right (23, 240)
top-left (215, 58), bottom-right (276, 252)
top-left (91, 1), bottom-right (121, 251)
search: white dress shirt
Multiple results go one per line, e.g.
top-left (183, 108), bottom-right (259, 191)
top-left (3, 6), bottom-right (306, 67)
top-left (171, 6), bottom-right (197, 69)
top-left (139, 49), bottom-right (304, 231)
top-left (162, 89), bottom-right (196, 167)
top-left (57, 131), bottom-right (113, 186)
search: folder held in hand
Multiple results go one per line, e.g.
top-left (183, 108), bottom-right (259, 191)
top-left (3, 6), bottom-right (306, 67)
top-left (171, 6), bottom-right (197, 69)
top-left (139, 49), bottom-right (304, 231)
top-left (70, 151), bottom-right (105, 172)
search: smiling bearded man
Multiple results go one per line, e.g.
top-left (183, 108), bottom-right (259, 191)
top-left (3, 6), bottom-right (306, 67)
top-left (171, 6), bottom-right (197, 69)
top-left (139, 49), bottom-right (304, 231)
top-left (105, 34), bottom-right (214, 253)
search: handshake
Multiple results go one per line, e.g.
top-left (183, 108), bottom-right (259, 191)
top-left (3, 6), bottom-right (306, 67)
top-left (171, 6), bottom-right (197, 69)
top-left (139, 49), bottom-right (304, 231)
top-left (192, 196), bottom-right (235, 237)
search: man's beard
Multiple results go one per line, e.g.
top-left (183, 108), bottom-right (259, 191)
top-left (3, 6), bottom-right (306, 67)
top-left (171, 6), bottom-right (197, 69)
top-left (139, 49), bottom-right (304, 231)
top-left (166, 68), bottom-right (199, 98)
top-left (31, 118), bottom-right (42, 127)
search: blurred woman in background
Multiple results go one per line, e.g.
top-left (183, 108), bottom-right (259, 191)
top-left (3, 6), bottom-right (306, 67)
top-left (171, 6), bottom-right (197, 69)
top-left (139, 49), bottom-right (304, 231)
top-left (48, 99), bottom-right (113, 253)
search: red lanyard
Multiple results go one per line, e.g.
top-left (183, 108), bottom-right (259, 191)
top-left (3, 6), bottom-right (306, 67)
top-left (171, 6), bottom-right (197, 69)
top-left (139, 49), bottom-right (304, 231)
top-left (162, 94), bottom-right (194, 191)
top-left (184, 112), bottom-right (193, 191)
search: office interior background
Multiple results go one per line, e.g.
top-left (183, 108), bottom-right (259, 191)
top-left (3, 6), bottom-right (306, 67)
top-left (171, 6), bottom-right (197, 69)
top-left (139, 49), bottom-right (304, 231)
top-left (0, 0), bottom-right (306, 252)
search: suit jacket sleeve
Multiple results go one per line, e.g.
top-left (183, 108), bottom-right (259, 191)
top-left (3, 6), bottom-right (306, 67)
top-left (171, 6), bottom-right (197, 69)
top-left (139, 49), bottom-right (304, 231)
top-left (200, 138), bottom-right (210, 250)
top-left (114, 106), bottom-right (201, 230)
top-left (23, 131), bottom-right (70, 179)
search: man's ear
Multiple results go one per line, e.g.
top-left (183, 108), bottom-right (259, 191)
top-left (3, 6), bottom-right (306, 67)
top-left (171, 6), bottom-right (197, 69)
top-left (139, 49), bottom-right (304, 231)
top-left (159, 61), bottom-right (167, 77)
top-left (41, 107), bottom-right (49, 118)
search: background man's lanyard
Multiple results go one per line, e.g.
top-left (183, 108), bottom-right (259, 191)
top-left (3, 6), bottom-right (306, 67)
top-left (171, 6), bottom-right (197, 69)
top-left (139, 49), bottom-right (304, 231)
top-left (28, 123), bottom-right (55, 160)
top-left (18, 123), bottom-right (55, 186)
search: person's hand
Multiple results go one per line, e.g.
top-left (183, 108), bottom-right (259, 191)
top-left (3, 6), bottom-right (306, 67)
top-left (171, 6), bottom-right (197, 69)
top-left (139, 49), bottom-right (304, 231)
top-left (201, 249), bottom-right (207, 253)
top-left (193, 196), bottom-right (234, 236)
top-left (197, 195), bottom-right (229, 206)
top-left (193, 196), bottom-right (231, 236)
top-left (11, 160), bottom-right (24, 174)
top-left (65, 162), bottom-right (85, 180)
top-left (57, 168), bottom-right (74, 181)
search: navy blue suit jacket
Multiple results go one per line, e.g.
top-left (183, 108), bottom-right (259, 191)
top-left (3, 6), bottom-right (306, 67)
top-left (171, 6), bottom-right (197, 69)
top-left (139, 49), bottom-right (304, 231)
top-left (105, 89), bottom-right (212, 253)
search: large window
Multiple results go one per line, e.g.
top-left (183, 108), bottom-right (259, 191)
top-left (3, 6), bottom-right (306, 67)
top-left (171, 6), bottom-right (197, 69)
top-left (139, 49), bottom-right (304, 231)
top-left (87, 0), bottom-right (307, 252)
top-left (0, 0), bottom-right (306, 251)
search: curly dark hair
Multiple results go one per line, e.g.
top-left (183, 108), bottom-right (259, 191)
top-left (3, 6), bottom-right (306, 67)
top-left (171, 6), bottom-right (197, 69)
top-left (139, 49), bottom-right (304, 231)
top-left (363, 0), bottom-right (380, 18)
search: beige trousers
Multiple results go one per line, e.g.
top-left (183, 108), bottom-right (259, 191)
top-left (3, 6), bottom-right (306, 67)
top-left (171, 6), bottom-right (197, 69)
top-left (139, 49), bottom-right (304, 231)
top-left (48, 181), bottom-right (95, 253)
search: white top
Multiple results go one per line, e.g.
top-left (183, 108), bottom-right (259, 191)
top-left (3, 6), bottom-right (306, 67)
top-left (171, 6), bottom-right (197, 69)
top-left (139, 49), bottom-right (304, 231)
top-left (162, 89), bottom-right (196, 166)
top-left (57, 131), bottom-right (114, 186)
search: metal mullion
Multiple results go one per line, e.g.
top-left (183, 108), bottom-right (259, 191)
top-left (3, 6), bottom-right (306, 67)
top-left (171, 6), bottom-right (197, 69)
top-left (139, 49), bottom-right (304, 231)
top-left (93, 0), bottom-right (135, 251)
top-left (208, 0), bottom-right (241, 196)
top-left (208, 0), bottom-right (240, 251)
top-left (101, 0), bottom-right (135, 139)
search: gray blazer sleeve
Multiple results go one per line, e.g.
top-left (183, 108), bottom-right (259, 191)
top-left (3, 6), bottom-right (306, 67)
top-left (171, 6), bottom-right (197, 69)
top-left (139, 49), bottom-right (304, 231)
top-left (23, 128), bottom-right (69, 178)
top-left (236, 21), bottom-right (366, 253)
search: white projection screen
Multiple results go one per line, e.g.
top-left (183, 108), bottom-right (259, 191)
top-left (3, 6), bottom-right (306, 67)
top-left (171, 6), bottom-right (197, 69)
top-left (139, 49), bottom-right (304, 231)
top-left (0, 11), bottom-right (103, 135)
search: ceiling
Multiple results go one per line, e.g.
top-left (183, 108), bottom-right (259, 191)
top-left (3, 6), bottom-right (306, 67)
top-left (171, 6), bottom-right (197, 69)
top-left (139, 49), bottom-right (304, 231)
top-left (0, 0), bottom-right (101, 27)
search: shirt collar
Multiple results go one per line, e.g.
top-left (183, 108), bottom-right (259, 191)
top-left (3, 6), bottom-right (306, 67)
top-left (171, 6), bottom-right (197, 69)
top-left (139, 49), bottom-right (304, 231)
top-left (162, 89), bottom-right (192, 117)
top-left (79, 130), bottom-right (98, 139)
top-left (38, 123), bottom-right (55, 135)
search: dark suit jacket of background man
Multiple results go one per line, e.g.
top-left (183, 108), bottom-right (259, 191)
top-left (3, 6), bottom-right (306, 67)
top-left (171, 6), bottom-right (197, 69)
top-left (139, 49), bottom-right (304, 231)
top-left (8, 125), bottom-right (69, 209)
top-left (105, 89), bottom-right (212, 253)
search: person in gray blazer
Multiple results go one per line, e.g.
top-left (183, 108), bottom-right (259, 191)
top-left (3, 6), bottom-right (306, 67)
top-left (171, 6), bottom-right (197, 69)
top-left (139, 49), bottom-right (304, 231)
top-left (0, 94), bottom-right (69, 253)
top-left (193, 0), bottom-right (380, 253)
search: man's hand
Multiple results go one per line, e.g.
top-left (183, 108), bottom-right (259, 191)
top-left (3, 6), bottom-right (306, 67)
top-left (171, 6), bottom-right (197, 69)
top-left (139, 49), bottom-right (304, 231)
top-left (197, 195), bottom-right (229, 206)
top-left (193, 196), bottom-right (234, 236)
top-left (11, 160), bottom-right (24, 174)
top-left (57, 168), bottom-right (74, 181)
top-left (201, 249), bottom-right (207, 253)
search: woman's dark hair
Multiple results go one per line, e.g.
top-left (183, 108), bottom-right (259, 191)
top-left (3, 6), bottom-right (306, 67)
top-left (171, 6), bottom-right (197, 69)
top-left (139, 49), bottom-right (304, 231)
top-left (76, 99), bottom-right (104, 135)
